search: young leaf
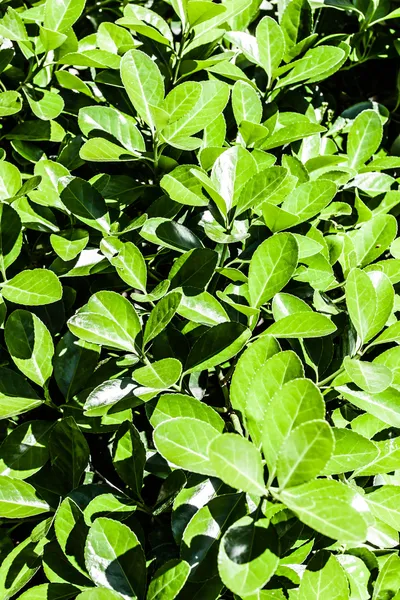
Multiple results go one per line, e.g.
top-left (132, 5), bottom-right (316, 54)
top-left (256, 17), bottom-right (285, 81)
top-left (120, 49), bottom-right (165, 133)
top-left (347, 110), bottom-right (383, 169)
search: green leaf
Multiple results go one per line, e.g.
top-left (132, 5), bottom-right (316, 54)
top-left (278, 479), bottom-right (368, 543)
top-left (150, 393), bottom-right (224, 431)
top-left (25, 90), bottom-right (64, 121)
top-left (0, 366), bottom-right (42, 421)
top-left (276, 46), bottom-right (346, 88)
top-left (0, 202), bottom-right (22, 277)
top-left (68, 291), bottom-right (141, 353)
top-left (344, 357), bottom-right (393, 393)
top-left (0, 476), bottom-right (49, 518)
top-left (18, 584), bottom-right (79, 600)
top-left (60, 176), bottom-right (110, 235)
top-left (76, 590), bottom-right (123, 599)
top-left (153, 417), bottom-right (220, 476)
top-left (272, 292), bottom-right (312, 320)
top-left (0, 536), bottom-right (46, 599)
top-left (351, 215), bottom-right (397, 268)
top-left (0, 7), bottom-right (28, 41)
top-left (248, 233), bottom-right (299, 308)
top-left (347, 110), bottom-right (383, 169)
top-left (0, 420), bottom-right (52, 480)
top-left (147, 559), bottom-right (190, 600)
top-left (264, 312), bottom-right (336, 338)
top-left (160, 166), bottom-right (209, 207)
top-left (5, 310), bottom-right (54, 387)
top-left (1, 268), bottom-right (62, 306)
top-left (209, 434), bottom-right (267, 496)
top-left (260, 122), bottom-right (325, 150)
top-left (236, 167), bottom-right (293, 216)
top-left (49, 417), bottom-right (90, 493)
top-left (345, 268), bottom-right (394, 345)
top-left (54, 331), bottom-right (100, 399)
top-left (181, 492), bottom-right (246, 583)
top-left (230, 335), bottom-right (280, 417)
top-left (133, 358), bottom-right (182, 389)
top-left (322, 428), bottom-right (379, 475)
top-left (177, 289), bottom-right (229, 326)
top-left (366, 486), bottom-right (400, 531)
top-left (85, 517), bottom-right (146, 599)
top-left (337, 385), bottom-right (400, 428)
top-left (232, 81), bottom-right (262, 127)
top-left (143, 291), bottom-right (182, 346)
top-left (0, 161), bottom-right (21, 200)
top-left (210, 146), bottom-right (256, 213)
top-left (246, 350), bottom-right (304, 446)
top-left (112, 421), bottom-right (146, 500)
top-left (83, 378), bottom-right (141, 417)
top-left (279, 180), bottom-right (337, 225)
top-left (55, 497), bottom-right (89, 576)
top-left (121, 49), bottom-right (165, 133)
top-left (185, 322), bottom-right (251, 373)
top-left (78, 106), bottom-right (145, 154)
top-left (111, 241), bottom-right (147, 292)
top-left (298, 551), bottom-right (350, 600)
top-left (218, 516), bottom-right (279, 595)
top-left (44, 0), bottom-right (86, 32)
top-left (0, 90), bottom-right (22, 116)
top-left (277, 419), bottom-right (334, 489)
top-left (262, 378), bottom-right (324, 479)
top-left (161, 81), bottom-right (230, 145)
top-left (50, 229), bottom-right (89, 261)
top-left (256, 17), bottom-right (285, 81)
top-left (372, 554), bottom-right (400, 600)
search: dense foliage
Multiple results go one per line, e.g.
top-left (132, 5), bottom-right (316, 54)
top-left (1, 0), bottom-right (400, 597)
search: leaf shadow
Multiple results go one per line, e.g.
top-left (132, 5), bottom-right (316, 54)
top-left (4, 541), bottom-right (41, 590)
top-left (104, 547), bottom-right (146, 598)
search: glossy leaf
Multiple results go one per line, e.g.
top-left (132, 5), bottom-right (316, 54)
top-left (279, 480), bottom-right (368, 543)
top-left (248, 233), bottom-right (298, 308)
top-left (5, 310), bottom-right (54, 387)
top-left (154, 417), bottom-right (220, 476)
top-left (85, 517), bottom-right (146, 599)
top-left (209, 434), bottom-right (267, 496)
top-left (68, 291), bottom-right (141, 353)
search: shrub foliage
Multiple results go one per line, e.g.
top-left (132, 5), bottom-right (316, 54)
top-left (1, 0), bottom-right (400, 598)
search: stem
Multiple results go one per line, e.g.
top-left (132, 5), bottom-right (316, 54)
top-left (299, 339), bottom-right (319, 383)
top-left (317, 366), bottom-right (345, 388)
top-left (44, 383), bottom-right (62, 413)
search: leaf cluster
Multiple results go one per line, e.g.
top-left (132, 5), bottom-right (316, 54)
top-left (0, 0), bottom-right (400, 598)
